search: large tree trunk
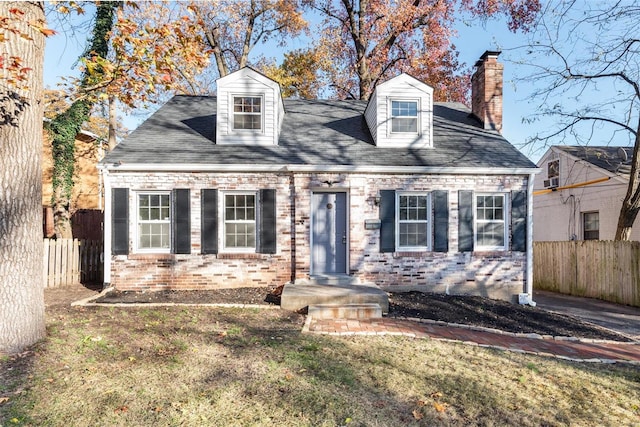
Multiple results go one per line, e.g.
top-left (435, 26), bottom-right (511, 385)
top-left (615, 125), bottom-right (640, 240)
top-left (0, 1), bottom-right (46, 354)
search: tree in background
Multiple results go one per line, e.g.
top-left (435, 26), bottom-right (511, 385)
top-left (522, 1), bottom-right (640, 240)
top-left (0, 1), bottom-right (48, 353)
top-left (189, 0), bottom-right (307, 78)
top-left (44, 88), bottom-right (127, 141)
top-left (260, 47), bottom-right (331, 98)
top-left (309, 0), bottom-right (540, 101)
top-left (46, 2), bottom-right (119, 238)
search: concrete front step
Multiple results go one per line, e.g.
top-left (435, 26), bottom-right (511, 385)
top-left (297, 275), bottom-right (360, 286)
top-left (281, 281), bottom-right (389, 313)
top-left (309, 303), bottom-right (383, 320)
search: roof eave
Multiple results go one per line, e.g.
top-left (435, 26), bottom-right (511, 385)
top-left (99, 162), bottom-right (540, 175)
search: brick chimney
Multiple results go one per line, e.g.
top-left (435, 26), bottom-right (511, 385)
top-left (471, 50), bottom-right (503, 132)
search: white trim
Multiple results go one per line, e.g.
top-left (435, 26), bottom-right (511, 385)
top-left (473, 192), bottom-right (508, 251)
top-left (231, 94), bottom-right (264, 134)
top-left (526, 173), bottom-right (535, 298)
top-left (99, 163), bottom-right (540, 175)
top-left (389, 98), bottom-right (420, 136)
top-left (395, 192), bottom-right (431, 251)
top-left (103, 171), bottom-right (112, 285)
top-left (221, 190), bottom-right (258, 253)
top-left (134, 191), bottom-right (172, 254)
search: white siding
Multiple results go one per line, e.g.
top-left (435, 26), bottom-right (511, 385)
top-left (216, 68), bottom-right (283, 146)
top-left (533, 148), bottom-right (640, 241)
top-left (364, 74), bottom-right (433, 149)
top-left (364, 96), bottom-right (377, 143)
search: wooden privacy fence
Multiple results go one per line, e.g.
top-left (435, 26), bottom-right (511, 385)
top-left (534, 240), bottom-right (640, 307)
top-left (43, 239), bottom-right (103, 288)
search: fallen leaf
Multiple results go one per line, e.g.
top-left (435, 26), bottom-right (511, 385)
top-left (0, 396), bottom-right (9, 404)
top-left (433, 402), bottom-right (447, 413)
top-left (430, 391), bottom-right (443, 399)
top-left (412, 409), bottom-right (423, 420)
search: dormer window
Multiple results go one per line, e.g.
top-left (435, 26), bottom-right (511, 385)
top-left (364, 74), bottom-right (432, 148)
top-left (391, 100), bottom-right (418, 133)
top-left (233, 96), bottom-right (262, 131)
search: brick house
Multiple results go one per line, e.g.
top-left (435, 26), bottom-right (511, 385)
top-left (99, 51), bottom-right (538, 303)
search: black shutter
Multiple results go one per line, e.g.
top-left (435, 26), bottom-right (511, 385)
top-left (201, 189), bottom-right (218, 254)
top-left (458, 190), bottom-right (474, 252)
top-left (433, 190), bottom-right (449, 252)
top-left (511, 190), bottom-right (527, 252)
top-left (259, 189), bottom-right (277, 254)
top-left (172, 189), bottom-right (191, 254)
top-left (380, 190), bottom-right (396, 253)
top-left (112, 188), bottom-right (129, 255)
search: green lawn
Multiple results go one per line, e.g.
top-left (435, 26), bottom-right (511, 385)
top-left (1, 305), bottom-right (639, 426)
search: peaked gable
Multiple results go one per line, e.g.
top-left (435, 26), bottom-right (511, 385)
top-left (364, 73), bottom-right (434, 149)
top-left (216, 67), bottom-right (285, 146)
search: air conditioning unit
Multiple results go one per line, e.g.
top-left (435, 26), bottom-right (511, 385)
top-left (543, 177), bottom-right (559, 188)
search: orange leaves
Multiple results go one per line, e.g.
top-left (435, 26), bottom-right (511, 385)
top-left (412, 391), bottom-right (449, 420)
top-left (28, 20), bottom-right (57, 37)
top-left (8, 8), bottom-right (25, 17)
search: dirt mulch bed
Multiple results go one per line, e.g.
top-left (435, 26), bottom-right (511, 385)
top-left (387, 291), bottom-right (631, 342)
top-left (90, 287), bottom-right (631, 342)
top-left (94, 287), bottom-right (280, 305)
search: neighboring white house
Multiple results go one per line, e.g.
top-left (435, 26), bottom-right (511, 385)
top-left (533, 145), bottom-right (639, 241)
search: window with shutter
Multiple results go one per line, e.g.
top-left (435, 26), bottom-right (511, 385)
top-left (136, 192), bottom-right (171, 252)
top-left (396, 192), bottom-right (430, 251)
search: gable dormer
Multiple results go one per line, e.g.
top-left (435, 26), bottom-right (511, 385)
top-left (364, 74), bottom-right (433, 149)
top-left (216, 67), bottom-right (284, 145)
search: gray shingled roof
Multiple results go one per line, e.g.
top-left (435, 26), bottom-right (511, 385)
top-left (554, 146), bottom-right (633, 176)
top-left (102, 95), bottom-right (536, 169)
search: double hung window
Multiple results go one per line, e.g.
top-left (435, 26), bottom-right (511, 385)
top-left (233, 96), bottom-right (262, 130)
top-left (137, 193), bottom-right (170, 251)
top-left (583, 212), bottom-right (599, 240)
top-left (391, 100), bottom-right (418, 133)
top-left (475, 194), bottom-right (506, 250)
top-left (397, 193), bottom-right (430, 250)
top-left (224, 193), bottom-right (257, 250)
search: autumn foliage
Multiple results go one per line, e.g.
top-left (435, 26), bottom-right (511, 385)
top-left (309, 0), bottom-right (540, 101)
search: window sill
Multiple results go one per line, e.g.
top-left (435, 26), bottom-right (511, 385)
top-left (217, 252), bottom-right (267, 259)
top-left (128, 253), bottom-right (174, 260)
top-left (393, 251), bottom-right (438, 257)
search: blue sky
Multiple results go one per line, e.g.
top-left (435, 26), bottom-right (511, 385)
top-left (41, 4), bottom-right (597, 164)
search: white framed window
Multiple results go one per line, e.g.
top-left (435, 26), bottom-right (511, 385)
top-left (396, 192), bottom-right (431, 251)
top-left (137, 192), bottom-right (171, 252)
top-left (233, 96), bottom-right (262, 131)
top-left (475, 193), bottom-right (507, 250)
top-left (583, 211), bottom-right (599, 240)
top-left (224, 192), bottom-right (257, 250)
top-left (390, 99), bottom-right (419, 133)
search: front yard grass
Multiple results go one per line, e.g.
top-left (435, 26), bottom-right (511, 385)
top-left (1, 305), bottom-right (639, 426)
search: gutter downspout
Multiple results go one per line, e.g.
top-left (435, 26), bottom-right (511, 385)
top-left (526, 172), bottom-right (536, 306)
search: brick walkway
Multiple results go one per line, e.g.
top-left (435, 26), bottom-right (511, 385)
top-left (304, 317), bottom-right (640, 364)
